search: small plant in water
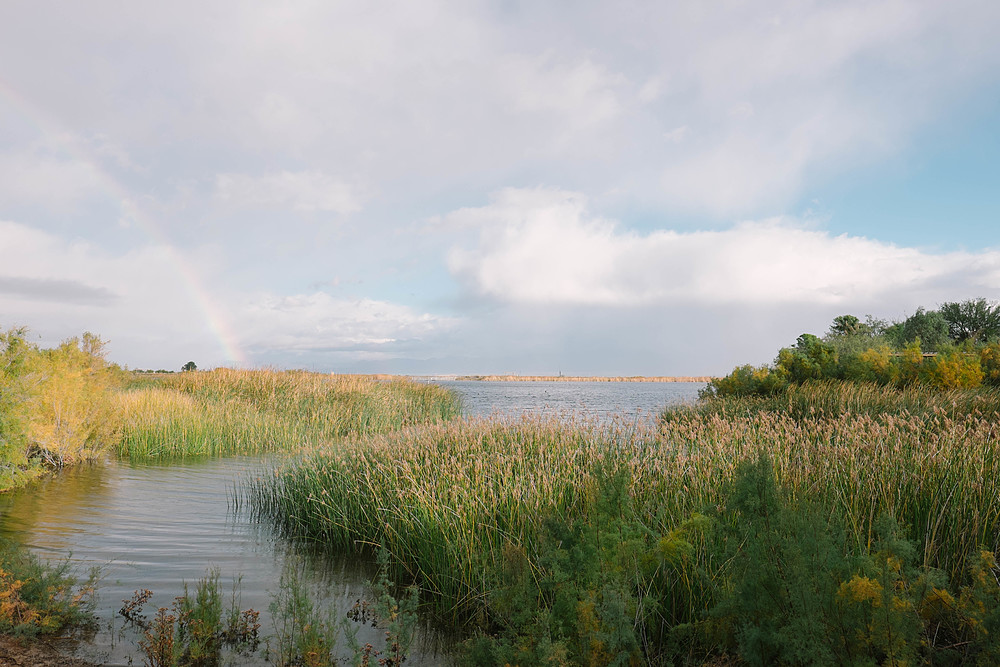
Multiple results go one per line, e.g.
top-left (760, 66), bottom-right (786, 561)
top-left (120, 588), bottom-right (153, 628)
top-left (268, 559), bottom-right (340, 666)
top-left (344, 548), bottom-right (420, 667)
top-left (118, 558), bottom-right (419, 666)
top-left (141, 607), bottom-right (177, 667)
top-left (123, 569), bottom-right (260, 666)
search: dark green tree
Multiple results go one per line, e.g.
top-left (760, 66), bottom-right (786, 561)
top-left (776, 334), bottom-right (838, 383)
top-left (939, 298), bottom-right (1000, 344)
top-left (885, 308), bottom-right (950, 351)
top-left (182, 361), bottom-right (197, 372)
top-left (827, 314), bottom-right (870, 338)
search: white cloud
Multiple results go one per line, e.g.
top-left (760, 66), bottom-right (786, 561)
top-left (237, 292), bottom-right (457, 353)
top-left (215, 171), bottom-right (361, 214)
top-left (4, 1), bottom-right (999, 219)
top-left (447, 188), bottom-right (1000, 307)
top-left (0, 220), bottom-right (229, 365)
top-left (3, 1), bottom-right (1000, 374)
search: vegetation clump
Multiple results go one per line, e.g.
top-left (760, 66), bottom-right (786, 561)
top-left (0, 327), bottom-right (125, 489)
top-left (0, 323), bottom-right (461, 472)
top-left (705, 298), bottom-right (1000, 398)
top-left (247, 380), bottom-right (1000, 664)
top-left (115, 368), bottom-right (462, 459)
top-left (0, 538), bottom-right (97, 638)
top-left (119, 555), bottom-right (419, 667)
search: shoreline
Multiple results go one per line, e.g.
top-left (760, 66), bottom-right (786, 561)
top-left (137, 371), bottom-right (716, 384)
top-left (449, 375), bottom-right (714, 383)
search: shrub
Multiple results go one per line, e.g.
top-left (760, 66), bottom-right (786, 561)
top-left (776, 334), bottom-right (838, 384)
top-left (922, 346), bottom-right (984, 390)
top-left (23, 333), bottom-right (121, 467)
top-left (0, 538), bottom-right (97, 638)
top-left (840, 345), bottom-right (894, 384)
top-left (895, 340), bottom-right (925, 386)
top-left (702, 364), bottom-right (788, 398)
top-left (980, 343), bottom-right (1000, 387)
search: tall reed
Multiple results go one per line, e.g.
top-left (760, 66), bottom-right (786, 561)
top-left (115, 370), bottom-right (462, 459)
top-left (247, 382), bottom-right (1000, 628)
top-left (687, 378), bottom-right (1000, 420)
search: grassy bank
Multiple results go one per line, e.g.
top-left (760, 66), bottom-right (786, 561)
top-left (247, 381), bottom-right (1000, 665)
top-left (1, 326), bottom-right (462, 473)
top-left (115, 369), bottom-right (462, 458)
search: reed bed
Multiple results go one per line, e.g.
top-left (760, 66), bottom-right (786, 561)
top-left (247, 383), bottom-right (1000, 626)
top-left (115, 369), bottom-right (462, 458)
top-left (686, 378), bottom-right (1000, 420)
top-left (246, 416), bottom-right (624, 605)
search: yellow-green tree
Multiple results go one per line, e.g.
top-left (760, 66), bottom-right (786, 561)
top-left (0, 327), bottom-right (34, 488)
top-left (894, 340), bottom-right (925, 387)
top-left (922, 347), bottom-right (983, 390)
top-left (23, 333), bottom-right (121, 467)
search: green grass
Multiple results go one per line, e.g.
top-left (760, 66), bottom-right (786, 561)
top-left (687, 378), bottom-right (1000, 421)
top-left (115, 369), bottom-right (462, 459)
top-left (245, 382), bottom-right (1000, 663)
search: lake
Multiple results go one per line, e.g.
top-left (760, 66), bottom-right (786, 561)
top-left (0, 380), bottom-right (705, 665)
top-left (439, 380), bottom-right (702, 421)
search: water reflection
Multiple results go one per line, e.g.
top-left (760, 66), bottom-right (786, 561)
top-left (0, 457), bottom-right (449, 666)
top-left (0, 460), bottom-right (114, 554)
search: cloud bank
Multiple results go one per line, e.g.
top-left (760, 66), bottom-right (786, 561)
top-left (447, 188), bottom-right (1000, 307)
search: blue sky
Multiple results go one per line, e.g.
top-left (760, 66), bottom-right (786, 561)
top-left (2, 1), bottom-right (1000, 375)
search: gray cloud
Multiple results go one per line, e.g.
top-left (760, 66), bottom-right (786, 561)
top-left (0, 276), bottom-right (117, 305)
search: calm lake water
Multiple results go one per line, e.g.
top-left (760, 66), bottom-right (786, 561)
top-left (441, 380), bottom-right (703, 421)
top-left (0, 380), bottom-right (704, 665)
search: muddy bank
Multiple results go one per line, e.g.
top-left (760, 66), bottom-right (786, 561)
top-left (0, 635), bottom-right (98, 667)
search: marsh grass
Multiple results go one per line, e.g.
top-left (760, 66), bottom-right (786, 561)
top-left (689, 378), bottom-right (1000, 420)
top-left (115, 369), bottom-right (462, 458)
top-left (246, 382), bottom-right (1000, 662)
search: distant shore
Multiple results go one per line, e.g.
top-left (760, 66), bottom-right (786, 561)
top-left (137, 371), bottom-right (715, 384)
top-left (451, 375), bottom-right (714, 383)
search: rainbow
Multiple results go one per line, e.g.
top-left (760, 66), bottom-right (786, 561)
top-left (0, 79), bottom-right (249, 366)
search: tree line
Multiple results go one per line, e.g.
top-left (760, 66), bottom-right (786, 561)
top-left (707, 298), bottom-right (1000, 396)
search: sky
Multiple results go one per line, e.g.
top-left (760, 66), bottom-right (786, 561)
top-left (2, 1), bottom-right (1000, 376)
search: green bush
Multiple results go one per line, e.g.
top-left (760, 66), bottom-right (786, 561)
top-left (701, 364), bottom-right (788, 398)
top-left (0, 538), bottom-right (97, 637)
top-left (981, 343), bottom-right (1000, 386)
top-left (699, 458), bottom-right (1000, 665)
top-left (776, 334), bottom-right (838, 383)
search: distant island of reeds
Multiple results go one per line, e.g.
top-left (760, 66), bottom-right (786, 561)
top-left (453, 374), bottom-right (715, 382)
